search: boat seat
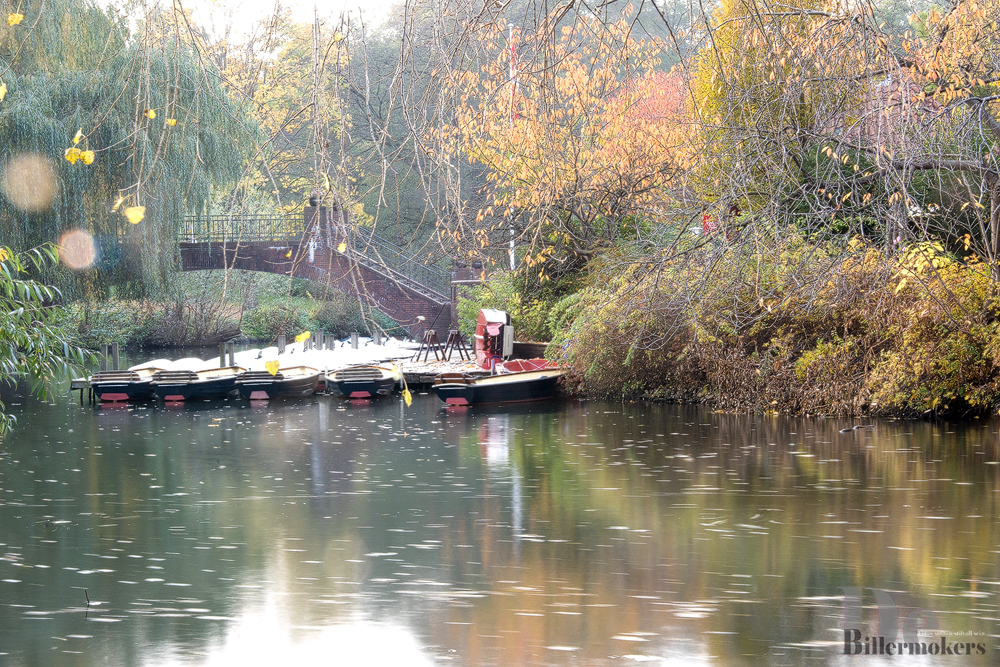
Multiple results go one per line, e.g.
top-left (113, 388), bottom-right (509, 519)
top-left (239, 370), bottom-right (285, 382)
top-left (152, 370), bottom-right (198, 383)
top-left (90, 371), bottom-right (140, 383)
top-left (333, 367), bottom-right (383, 382)
top-left (434, 372), bottom-right (475, 385)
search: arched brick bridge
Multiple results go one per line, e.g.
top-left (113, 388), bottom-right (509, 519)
top-left (178, 206), bottom-right (481, 336)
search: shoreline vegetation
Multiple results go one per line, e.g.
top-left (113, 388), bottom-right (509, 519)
top-left (8, 0), bottom-right (1000, 429)
top-left (461, 234), bottom-right (1000, 420)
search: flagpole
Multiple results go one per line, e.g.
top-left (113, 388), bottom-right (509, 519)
top-left (507, 22), bottom-right (516, 271)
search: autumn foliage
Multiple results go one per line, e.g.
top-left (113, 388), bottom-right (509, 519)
top-left (445, 18), bottom-right (692, 277)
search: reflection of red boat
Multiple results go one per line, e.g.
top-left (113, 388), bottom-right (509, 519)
top-left (433, 366), bottom-right (565, 405)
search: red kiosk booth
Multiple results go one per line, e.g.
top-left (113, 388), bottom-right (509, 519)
top-left (475, 309), bottom-right (514, 371)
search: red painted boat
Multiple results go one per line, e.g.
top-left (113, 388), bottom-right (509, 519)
top-left (433, 367), bottom-right (565, 405)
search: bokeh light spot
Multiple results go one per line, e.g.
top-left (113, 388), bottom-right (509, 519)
top-left (2, 153), bottom-right (57, 212)
top-left (58, 229), bottom-right (96, 270)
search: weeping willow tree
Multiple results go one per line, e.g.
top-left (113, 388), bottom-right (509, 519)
top-left (0, 0), bottom-right (258, 298)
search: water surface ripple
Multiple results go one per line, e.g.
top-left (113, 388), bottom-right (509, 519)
top-left (1, 389), bottom-right (998, 665)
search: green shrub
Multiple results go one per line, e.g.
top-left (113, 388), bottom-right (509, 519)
top-left (241, 305), bottom-right (309, 342)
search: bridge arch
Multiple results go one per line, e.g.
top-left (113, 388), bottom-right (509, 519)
top-left (178, 206), bottom-right (467, 336)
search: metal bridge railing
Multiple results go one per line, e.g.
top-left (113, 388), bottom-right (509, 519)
top-left (180, 214), bottom-right (451, 299)
top-left (350, 230), bottom-right (451, 298)
top-left (180, 215), bottom-right (305, 243)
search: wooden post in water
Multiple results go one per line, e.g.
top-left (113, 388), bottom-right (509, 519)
top-left (350, 332), bottom-right (359, 349)
top-left (374, 330), bottom-right (382, 346)
top-left (316, 329), bottom-right (324, 351)
top-left (100, 344), bottom-right (108, 372)
top-left (218, 343), bottom-right (226, 367)
top-left (228, 342), bottom-right (236, 367)
top-left (278, 335), bottom-right (286, 354)
top-left (111, 342), bottom-right (119, 370)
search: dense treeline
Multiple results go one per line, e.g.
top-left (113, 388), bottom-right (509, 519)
top-left (6, 0), bottom-right (1000, 420)
top-left (444, 0), bottom-right (1000, 417)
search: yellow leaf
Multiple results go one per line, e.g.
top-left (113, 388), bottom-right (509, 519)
top-left (124, 206), bottom-right (145, 224)
top-left (73, 129), bottom-right (83, 145)
top-left (64, 147), bottom-right (81, 164)
top-left (165, 118), bottom-right (177, 127)
top-left (144, 108), bottom-right (156, 119)
top-left (402, 388), bottom-right (412, 407)
top-left (81, 150), bottom-right (94, 165)
top-left (7, 13), bottom-right (23, 26)
top-left (0, 82), bottom-right (6, 102)
top-left (0, 247), bottom-right (8, 262)
top-left (111, 195), bottom-right (124, 212)
top-left (294, 331), bottom-right (311, 343)
top-left (337, 242), bottom-right (347, 253)
top-left (285, 250), bottom-right (292, 258)
top-left (265, 360), bottom-right (279, 376)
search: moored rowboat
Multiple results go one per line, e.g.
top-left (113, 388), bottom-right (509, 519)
top-left (89, 368), bottom-right (160, 402)
top-left (151, 367), bottom-right (244, 402)
top-left (328, 365), bottom-right (400, 398)
top-left (236, 366), bottom-right (322, 399)
top-left (433, 367), bottom-right (565, 405)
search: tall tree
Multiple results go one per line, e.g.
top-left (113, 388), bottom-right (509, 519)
top-left (446, 14), bottom-right (691, 277)
top-left (0, 0), bottom-right (256, 298)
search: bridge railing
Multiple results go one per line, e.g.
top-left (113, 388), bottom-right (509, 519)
top-left (181, 214), bottom-right (451, 298)
top-left (181, 215), bottom-right (305, 243)
top-left (350, 230), bottom-right (451, 297)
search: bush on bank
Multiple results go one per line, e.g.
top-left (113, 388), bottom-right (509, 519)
top-left (522, 232), bottom-right (1000, 418)
top-left (67, 271), bottom-right (397, 348)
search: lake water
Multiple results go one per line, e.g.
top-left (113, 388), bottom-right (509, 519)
top-left (1, 379), bottom-right (998, 665)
